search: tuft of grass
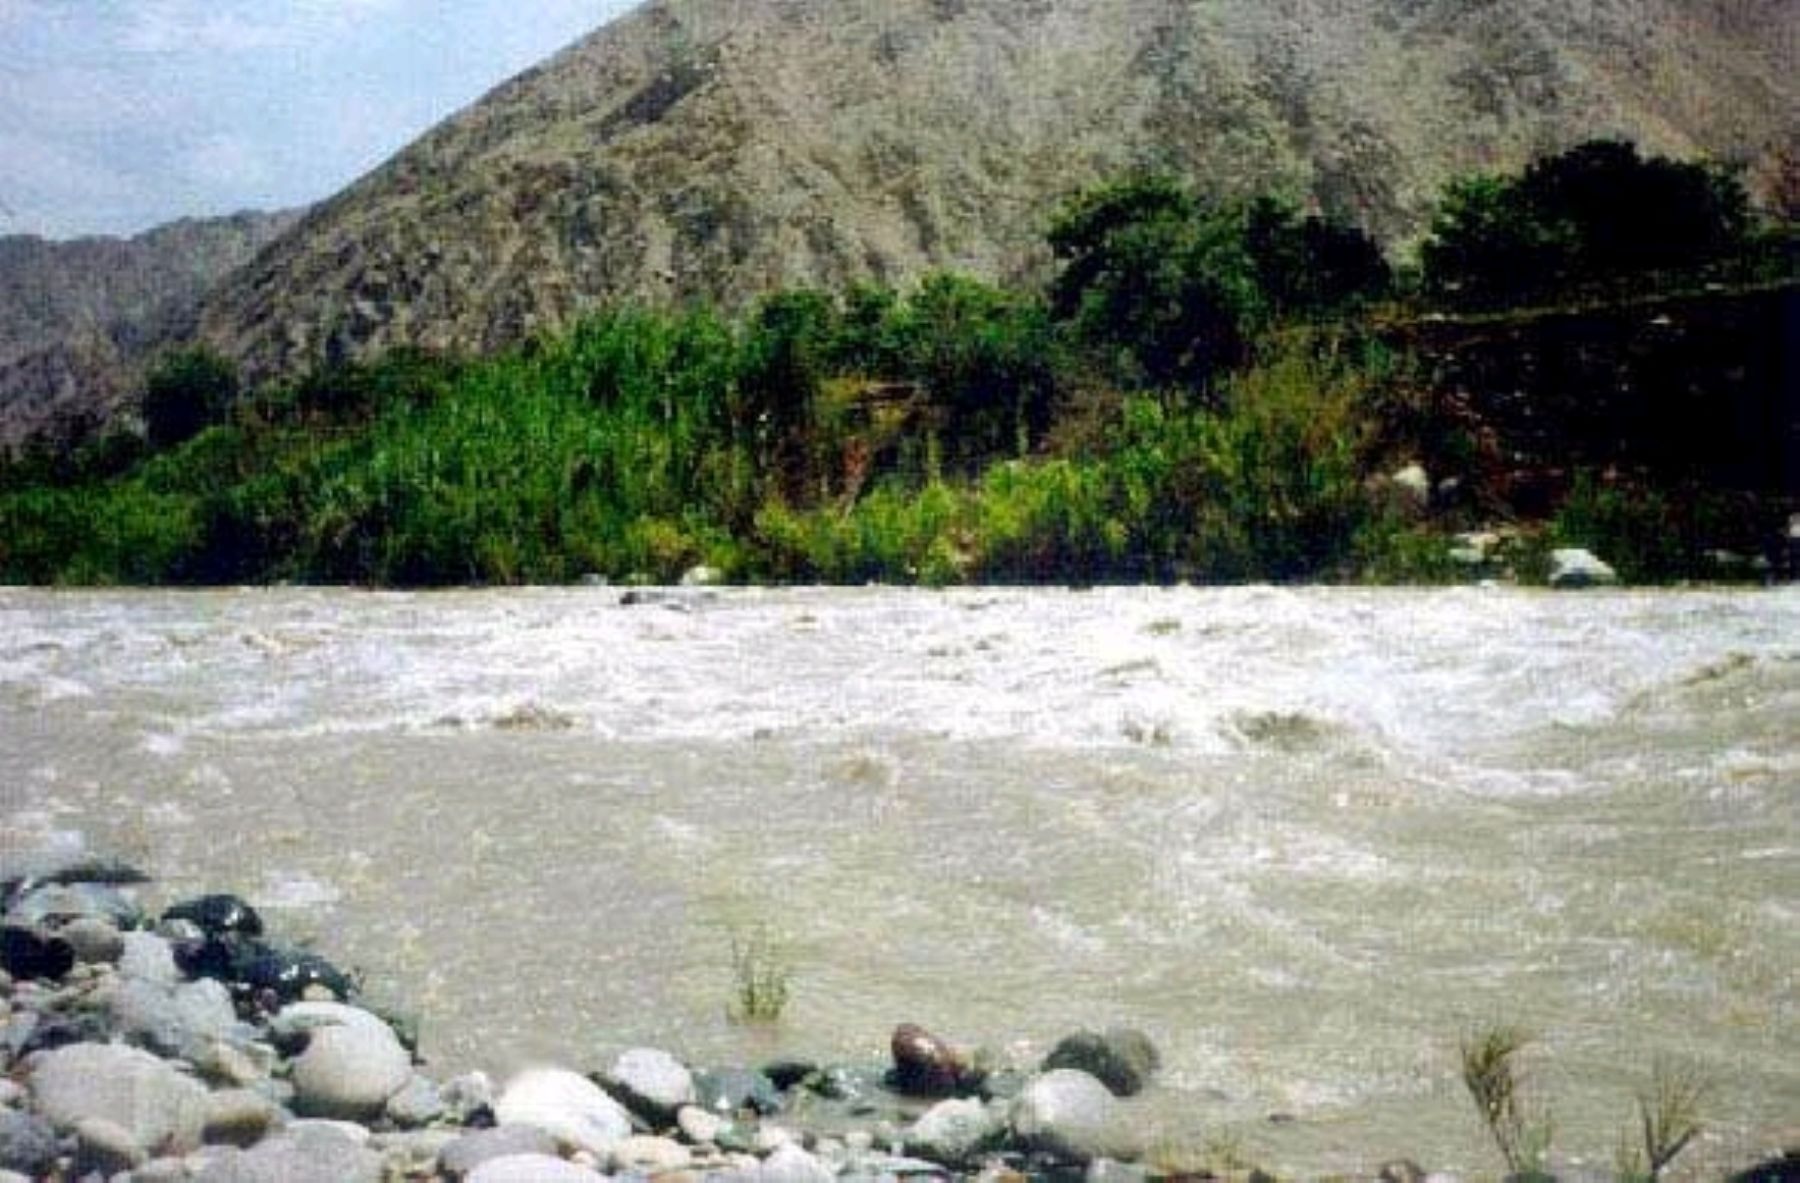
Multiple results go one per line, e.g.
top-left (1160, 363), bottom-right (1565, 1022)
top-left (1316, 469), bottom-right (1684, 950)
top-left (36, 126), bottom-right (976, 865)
top-left (1616, 1058), bottom-right (1709, 1182)
top-left (1459, 1023), bottom-right (1555, 1180)
top-left (725, 925), bottom-right (791, 1025)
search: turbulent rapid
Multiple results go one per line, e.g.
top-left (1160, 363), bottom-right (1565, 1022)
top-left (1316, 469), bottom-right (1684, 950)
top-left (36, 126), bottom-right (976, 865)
top-left (2, 586), bottom-right (1795, 1176)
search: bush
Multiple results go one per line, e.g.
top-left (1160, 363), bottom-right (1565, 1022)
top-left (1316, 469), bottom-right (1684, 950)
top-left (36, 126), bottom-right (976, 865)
top-left (143, 346), bottom-right (239, 450)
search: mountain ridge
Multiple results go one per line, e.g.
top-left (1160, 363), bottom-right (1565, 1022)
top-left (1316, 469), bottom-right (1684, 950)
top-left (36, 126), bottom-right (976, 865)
top-left (2, 0), bottom-right (1793, 443)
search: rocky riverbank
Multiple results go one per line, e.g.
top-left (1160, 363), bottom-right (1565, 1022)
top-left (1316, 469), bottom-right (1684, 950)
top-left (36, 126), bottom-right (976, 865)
top-left (3, 855), bottom-right (1795, 1183)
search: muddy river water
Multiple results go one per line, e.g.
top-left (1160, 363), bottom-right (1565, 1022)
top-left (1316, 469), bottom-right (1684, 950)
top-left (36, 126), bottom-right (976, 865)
top-left (2, 586), bottom-right (1795, 1175)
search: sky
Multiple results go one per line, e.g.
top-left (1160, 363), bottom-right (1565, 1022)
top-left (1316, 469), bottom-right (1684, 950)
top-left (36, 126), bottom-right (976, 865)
top-left (0, 0), bottom-right (640, 240)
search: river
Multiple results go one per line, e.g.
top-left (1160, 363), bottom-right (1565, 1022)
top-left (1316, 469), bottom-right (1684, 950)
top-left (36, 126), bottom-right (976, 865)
top-left (2, 586), bottom-right (1795, 1176)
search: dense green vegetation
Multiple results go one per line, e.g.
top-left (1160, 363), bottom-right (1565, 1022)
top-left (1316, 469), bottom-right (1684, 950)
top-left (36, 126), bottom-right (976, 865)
top-left (1, 140), bottom-right (1791, 587)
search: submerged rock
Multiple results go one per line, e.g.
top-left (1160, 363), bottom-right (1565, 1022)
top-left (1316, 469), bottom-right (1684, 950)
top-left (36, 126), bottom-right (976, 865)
top-left (1041, 1029), bottom-right (1160, 1098)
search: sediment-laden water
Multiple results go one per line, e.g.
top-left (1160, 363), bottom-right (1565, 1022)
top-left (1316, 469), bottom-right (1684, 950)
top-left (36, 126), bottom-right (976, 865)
top-left (2, 586), bottom-right (1795, 1176)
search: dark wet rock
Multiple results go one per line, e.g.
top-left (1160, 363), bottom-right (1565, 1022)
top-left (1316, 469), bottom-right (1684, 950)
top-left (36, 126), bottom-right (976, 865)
top-left (604, 1046), bottom-right (695, 1123)
top-left (1729, 1151), bottom-right (1800, 1183)
top-left (0, 1109), bottom-right (61, 1177)
top-left (889, 1023), bottom-right (978, 1098)
top-left (619, 588), bottom-right (717, 612)
top-left (8, 882), bottom-right (143, 931)
top-left (493, 1068), bottom-right (633, 1158)
top-left (906, 1097), bottom-right (1002, 1167)
top-left (290, 1022), bottom-right (413, 1120)
top-left (694, 1067), bottom-right (786, 1116)
top-left (763, 1058), bottom-right (823, 1091)
top-left (35, 856), bottom-right (151, 886)
top-left (234, 944), bottom-right (357, 1005)
top-left (1008, 1070), bottom-right (1140, 1166)
top-left (28, 1041), bottom-right (209, 1155)
top-left (163, 895), bottom-right (264, 940)
top-left (193, 1121), bottom-right (383, 1183)
top-left (1041, 1029), bottom-right (1161, 1098)
top-left (0, 925), bottom-right (73, 981)
top-left (440, 1125), bottom-right (561, 1179)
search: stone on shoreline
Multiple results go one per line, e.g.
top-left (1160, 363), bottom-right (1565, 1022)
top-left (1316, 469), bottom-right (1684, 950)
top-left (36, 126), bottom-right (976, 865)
top-left (467, 1152), bottom-right (606, 1181)
top-left (907, 1096), bottom-right (1001, 1166)
top-left (193, 1121), bottom-right (383, 1183)
top-left (440, 1125), bottom-right (562, 1179)
top-left (28, 1041), bottom-right (209, 1156)
top-left (1009, 1069), bottom-right (1140, 1165)
top-left (494, 1068), bottom-right (633, 1158)
top-left (290, 1022), bottom-right (413, 1120)
top-left (606, 1045), bottom-right (697, 1121)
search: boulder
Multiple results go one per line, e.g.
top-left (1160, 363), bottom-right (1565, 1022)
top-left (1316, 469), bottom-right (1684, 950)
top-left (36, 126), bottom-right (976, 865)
top-left (467, 1153), bottom-right (606, 1182)
top-left (607, 1046), bottom-right (696, 1121)
top-left (440, 1125), bottom-right (561, 1179)
top-left (494, 1068), bottom-right (633, 1158)
top-left (1548, 547), bottom-right (1619, 588)
top-left (8, 882), bottom-right (143, 931)
top-left (118, 931), bottom-right (182, 984)
top-left (59, 916), bottom-right (124, 964)
top-left (201, 1088), bottom-right (283, 1149)
top-left (760, 1141), bottom-right (836, 1183)
top-left (906, 1096), bottom-right (1000, 1166)
top-left (290, 1022), bottom-right (413, 1120)
top-left (193, 1121), bottom-right (383, 1183)
top-left (0, 1110), bottom-right (61, 1177)
top-left (385, 1073), bottom-right (447, 1127)
top-left (1041, 1029), bottom-right (1161, 1097)
top-left (107, 975), bottom-right (241, 1058)
top-left (888, 1023), bottom-right (975, 1097)
top-left (611, 1133), bottom-right (693, 1172)
top-left (28, 1041), bottom-right (209, 1154)
top-left (73, 1115), bottom-right (146, 1176)
top-left (1008, 1069), bottom-right (1140, 1165)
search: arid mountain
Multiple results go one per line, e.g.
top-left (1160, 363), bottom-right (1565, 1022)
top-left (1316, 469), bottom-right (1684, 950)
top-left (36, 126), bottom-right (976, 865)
top-left (0, 211), bottom-right (298, 448)
top-left (5, 0), bottom-right (1795, 442)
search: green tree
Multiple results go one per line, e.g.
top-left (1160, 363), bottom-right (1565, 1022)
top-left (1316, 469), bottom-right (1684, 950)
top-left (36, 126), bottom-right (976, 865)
top-left (1048, 175), bottom-right (1257, 392)
top-left (142, 345), bottom-right (239, 450)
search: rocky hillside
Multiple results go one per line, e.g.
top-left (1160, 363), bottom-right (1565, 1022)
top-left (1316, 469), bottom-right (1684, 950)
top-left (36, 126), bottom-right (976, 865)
top-left (3, 0), bottom-right (1793, 442)
top-left (0, 211), bottom-right (297, 448)
top-left (189, 0), bottom-right (1794, 386)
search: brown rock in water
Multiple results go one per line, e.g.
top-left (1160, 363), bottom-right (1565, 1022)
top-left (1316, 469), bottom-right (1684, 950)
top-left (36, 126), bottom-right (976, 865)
top-left (889, 1023), bottom-right (971, 1097)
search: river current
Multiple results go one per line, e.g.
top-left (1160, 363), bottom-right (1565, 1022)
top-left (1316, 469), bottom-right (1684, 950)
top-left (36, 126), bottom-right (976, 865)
top-left (2, 586), bottom-right (1795, 1176)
